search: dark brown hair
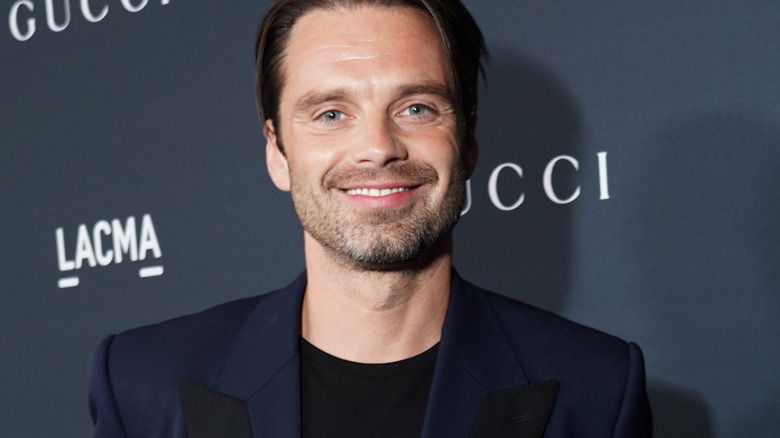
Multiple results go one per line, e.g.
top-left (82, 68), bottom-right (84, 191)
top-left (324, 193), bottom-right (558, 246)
top-left (255, 0), bottom-right (487, 148)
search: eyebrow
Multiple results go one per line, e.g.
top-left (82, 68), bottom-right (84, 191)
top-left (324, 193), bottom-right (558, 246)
top-left (292, 82), bottom-right (454, 113)
top-left (395, 82), bottom-right (454, 103)
top-left (294, 89), bottom-right (351, 113)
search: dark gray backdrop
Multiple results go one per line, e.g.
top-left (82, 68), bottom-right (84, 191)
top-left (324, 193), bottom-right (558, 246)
top-left (2, 0), bottom-right (778, 436)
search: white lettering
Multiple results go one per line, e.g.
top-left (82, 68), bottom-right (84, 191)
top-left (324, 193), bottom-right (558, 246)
top-left (597, 151), bottom-right (610, 200)
top-left (112, 217), bottom-right (138, 263)
top-left (9, 0), bottom-right (35, 41)
top-left (138, 214), bottom-right (162, 260)
top-left (58, 277), bottom-right (79, 288)
top-left (460, 179), bottom-right (472, 216)
top-left (121, 0), bottom-right (148, 13)
top-left (44, 0), bottom-right (70, 32)
top-left (93, 220), bottom-right (113, 266)
top-left (55, 214), bottom-right (163, 286)
top-left (55, 227), bottom-right (75, 271)
top-left (543, 155), bottom-right (580, 205)
top-left (139, 265), bottom-right (164, 278)
top-left (75, 224), bottom-right (97, 269)
top-left (488, 163), bottom-right (525, 211)
top-left (81, 0), bottom-right (108, 23)
top-left (12, 0), bottom-right (170, 41)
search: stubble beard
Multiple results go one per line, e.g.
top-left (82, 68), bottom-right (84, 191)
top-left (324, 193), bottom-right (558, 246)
top-left (289, 161), bottom-right (466, 272)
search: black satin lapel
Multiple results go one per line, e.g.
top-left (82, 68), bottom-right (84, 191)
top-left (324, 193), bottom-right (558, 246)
top-left (180, 381), bottom-right (253, 438)
top-left (469, 379), bottom-right (559, 438)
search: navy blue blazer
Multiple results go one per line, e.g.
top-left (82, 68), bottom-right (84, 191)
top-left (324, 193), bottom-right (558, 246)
top-left (89, 272), bottom-right (652, 437)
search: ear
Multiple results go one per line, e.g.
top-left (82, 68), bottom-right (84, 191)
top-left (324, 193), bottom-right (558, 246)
top-left (462, 113), bottom-right (479, 178)
top-left (264, 120), bottom-right (291, 192)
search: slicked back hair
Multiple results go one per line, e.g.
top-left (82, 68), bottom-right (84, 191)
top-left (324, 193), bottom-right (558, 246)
top-left (255, 0), bottom-right (487, 150)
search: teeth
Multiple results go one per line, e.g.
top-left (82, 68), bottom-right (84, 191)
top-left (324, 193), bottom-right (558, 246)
top-left (345, 187), bottom-right (410, 197)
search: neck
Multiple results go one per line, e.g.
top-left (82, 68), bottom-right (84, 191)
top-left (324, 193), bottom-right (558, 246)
top-left (301, 232), bottom-right (452, 363)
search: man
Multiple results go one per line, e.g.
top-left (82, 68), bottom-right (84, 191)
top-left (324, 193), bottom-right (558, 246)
top-left (89, 0), bottom-right (652, 437)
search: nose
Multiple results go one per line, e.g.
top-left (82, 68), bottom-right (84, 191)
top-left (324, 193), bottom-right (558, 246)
top-left (350, 114), bottom-right (408, 167)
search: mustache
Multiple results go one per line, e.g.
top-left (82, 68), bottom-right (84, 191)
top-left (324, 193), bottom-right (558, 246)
top-left (323, 162), bottom-right (439, 190)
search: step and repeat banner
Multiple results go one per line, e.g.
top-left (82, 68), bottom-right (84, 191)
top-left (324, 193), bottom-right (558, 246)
top-left (2, 0), bottom-right (778, 436)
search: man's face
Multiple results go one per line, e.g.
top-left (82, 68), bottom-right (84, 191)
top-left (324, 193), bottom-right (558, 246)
top-left (266, 6), bottom-right (476, 270)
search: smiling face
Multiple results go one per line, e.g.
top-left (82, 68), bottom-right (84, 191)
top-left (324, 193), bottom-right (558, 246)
top-left (265, 5), bottom-right (477, 270)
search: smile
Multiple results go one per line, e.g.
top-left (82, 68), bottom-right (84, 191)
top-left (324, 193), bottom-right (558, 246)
top-left (345, 187), bottom-right (412, 197)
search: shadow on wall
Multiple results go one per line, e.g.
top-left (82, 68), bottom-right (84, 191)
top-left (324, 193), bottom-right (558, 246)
top-left (627, 111), bottom-right (780, 437)
top-left (649, 380), bottom-right (713, 438)
top-left (724, 388), bottom-right (780, 437)
top-left (454, 45), bottom-right (582, 314)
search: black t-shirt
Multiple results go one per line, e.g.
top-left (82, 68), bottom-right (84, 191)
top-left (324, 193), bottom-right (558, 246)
top-left (300, 337), bottom-right (439, 438)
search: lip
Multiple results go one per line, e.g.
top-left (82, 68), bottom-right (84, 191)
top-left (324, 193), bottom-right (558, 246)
top-left (340, 181), bottom-right (418, 190)
top-left (339, 183), bottom-right (421, 209)
top-left (344, 187), bottom-right (412, 196)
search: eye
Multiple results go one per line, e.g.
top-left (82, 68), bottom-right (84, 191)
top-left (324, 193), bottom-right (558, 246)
top-left (317, 110), bottom-right (345, 123)
top-left (400, 104), bottom-right (432, 117)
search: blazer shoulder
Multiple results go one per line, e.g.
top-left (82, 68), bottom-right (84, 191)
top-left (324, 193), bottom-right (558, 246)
top-left (466, 282), bottom-right (638, 384)
top-left (463, 282), bottom-right (651, 435)
top-left (103, 274), bottom-right (305, 386)
top-left (91, 291), bottom-right (284, 437)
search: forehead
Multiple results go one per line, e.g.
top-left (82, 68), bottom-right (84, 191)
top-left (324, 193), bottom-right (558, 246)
top-left (280, 6), bottom-right (451, 100)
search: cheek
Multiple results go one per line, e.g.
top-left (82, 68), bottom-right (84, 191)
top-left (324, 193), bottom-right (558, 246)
top-left (286, 132), bottom-right (346, 185)
top-left (406, 129), bottom-right (461, 168)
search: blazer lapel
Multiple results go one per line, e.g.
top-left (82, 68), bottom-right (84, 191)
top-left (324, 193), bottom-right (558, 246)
top-left (421, 273), bottom-right (558, 438)
top-left (187, 274), bottom-right (307, 437)
top-left (179, 381), bottom-right (253, 438)
top-left (469, 380), bottom-right (559, 438)
top-left (176, 272), bottom-right (558, 437)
